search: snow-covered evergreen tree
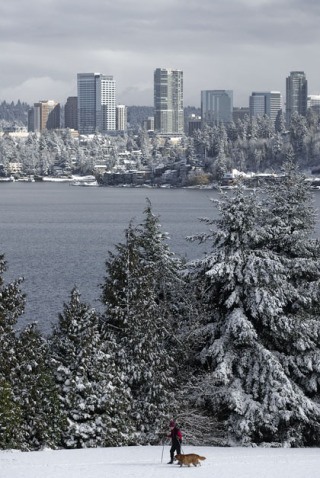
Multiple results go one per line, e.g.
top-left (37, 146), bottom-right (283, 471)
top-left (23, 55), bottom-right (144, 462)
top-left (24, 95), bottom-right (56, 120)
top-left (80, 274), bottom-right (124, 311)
top-left (0, 254), bottom-right (25, 449)
top-left (139, 199), bottom-right (187, 324)
top-left (100, 201), bottom-right (186, 443)
top-left (263, 161), bottom-right (316, 257)
top-left (0, 379), bottom-right (22, 449)
top-left (275, 110), bottom-right (286, 134)
top-left (186, 173), bottom-right (320, 446)
top-left (259, 163), bottom-right (320, 404)
top-left (49, 288), bottom-right (132, 448)
top-left (15, 323), bottom-right (63, 450)
top-left (289, 112), bottom-right (308, 162)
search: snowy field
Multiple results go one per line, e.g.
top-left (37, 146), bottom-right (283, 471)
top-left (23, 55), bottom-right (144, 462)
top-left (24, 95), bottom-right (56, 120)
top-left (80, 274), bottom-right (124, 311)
top-left (1, 445), bottom-right (320, 478)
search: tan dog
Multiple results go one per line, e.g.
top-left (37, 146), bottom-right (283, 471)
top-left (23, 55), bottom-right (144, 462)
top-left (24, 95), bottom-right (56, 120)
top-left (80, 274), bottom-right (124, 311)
top-left (175, 453), bottom-right (206, 467)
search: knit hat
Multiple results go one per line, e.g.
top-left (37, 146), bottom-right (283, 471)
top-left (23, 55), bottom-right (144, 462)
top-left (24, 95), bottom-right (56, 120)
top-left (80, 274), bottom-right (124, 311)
top-left (169, 420), bottom-right (175, 427)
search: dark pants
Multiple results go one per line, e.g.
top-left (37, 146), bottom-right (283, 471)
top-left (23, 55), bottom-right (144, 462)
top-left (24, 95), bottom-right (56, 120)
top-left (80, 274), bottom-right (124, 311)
top-left (170, 436), bottom-right (181, 462)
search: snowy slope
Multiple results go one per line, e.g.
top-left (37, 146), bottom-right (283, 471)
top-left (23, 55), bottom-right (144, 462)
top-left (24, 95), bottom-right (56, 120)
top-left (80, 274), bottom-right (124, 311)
top-left (1, 445), bottom-right (320, 478)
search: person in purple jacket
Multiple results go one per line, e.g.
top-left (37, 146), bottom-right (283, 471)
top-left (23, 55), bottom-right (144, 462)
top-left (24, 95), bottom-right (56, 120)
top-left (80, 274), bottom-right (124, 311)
top-left (167, 419), bottom-right (182, 464)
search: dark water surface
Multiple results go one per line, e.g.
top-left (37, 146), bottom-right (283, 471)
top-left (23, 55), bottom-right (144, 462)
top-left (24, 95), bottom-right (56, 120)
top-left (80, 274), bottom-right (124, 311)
top-left (1, 182), bottom-right (320, 333)
top-left (0, 182), bottom-right (220, 332)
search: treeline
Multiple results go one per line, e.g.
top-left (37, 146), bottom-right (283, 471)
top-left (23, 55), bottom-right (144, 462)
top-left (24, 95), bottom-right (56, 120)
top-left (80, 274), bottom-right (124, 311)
top-left (0, 105), bottom-right (319, 181)
top-left (191, 110), bottom-right (320, 178)
top-left (0, 100), bottom-right (29, 127)
top-left (0, 130), bottom-right (123, 176)
top-left (2, 164), bottom-right (320, 450)
top-left (0, 128), bottom-right (175, 177)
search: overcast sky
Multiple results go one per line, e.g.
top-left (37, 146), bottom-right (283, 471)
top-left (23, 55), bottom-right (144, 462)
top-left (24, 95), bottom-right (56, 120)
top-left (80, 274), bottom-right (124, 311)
top-left (0, 0), bottom-right (319, 108)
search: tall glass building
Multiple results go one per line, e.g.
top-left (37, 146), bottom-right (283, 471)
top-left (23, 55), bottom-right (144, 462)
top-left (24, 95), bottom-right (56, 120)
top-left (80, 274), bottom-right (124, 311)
top-left (286, 71), bottom-right (308, 124)
top-left (249, 91), bottom-right (282, 126)
top-left (77, 73), bottom-right (116, 134)
top-left (201, 90), bottom-right (233, 126)
top-left (64, 96), bottom-right (78, 130)
top-left (154, 68), bottom-right (184, 135)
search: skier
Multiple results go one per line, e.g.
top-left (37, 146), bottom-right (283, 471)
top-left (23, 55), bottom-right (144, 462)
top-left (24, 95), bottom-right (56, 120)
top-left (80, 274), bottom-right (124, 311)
top-left (167, 419), bottom-right (182, 464)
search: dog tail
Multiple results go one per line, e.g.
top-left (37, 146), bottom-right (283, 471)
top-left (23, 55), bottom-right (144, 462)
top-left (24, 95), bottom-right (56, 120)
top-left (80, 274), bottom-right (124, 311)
top-left (199, 456), bottom-right (206, 461)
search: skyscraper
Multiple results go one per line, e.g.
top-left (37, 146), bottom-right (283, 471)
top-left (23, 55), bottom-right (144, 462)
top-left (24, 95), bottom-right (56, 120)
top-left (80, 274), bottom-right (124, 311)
top-left (249, 91), bottom-right (282, 126)
top-left (116, 105), bottom-right (127, 131)
top-left (154, 68), bottom-right (184, 134)
top-left (201, 90), bottom-right (233, 126)
top-left (286, 71), bottom-right (308, 124)
top-left (100, 75), bottom-right (116, 132)
top-left (77, 73), bottom-right (116, 134)
top-left (28, 100), bottom-right (60, 132)
top-left (64, 96), bottom-right (78, 130)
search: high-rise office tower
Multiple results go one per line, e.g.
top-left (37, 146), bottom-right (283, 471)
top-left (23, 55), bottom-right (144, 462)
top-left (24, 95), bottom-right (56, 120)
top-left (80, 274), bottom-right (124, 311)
top-left (154, 68), bottom-right (184, 134)
top-left (28, 100), bottom-right (60, 132)
top-left (77, 73), bottom-right (116, 134)
top-left (249, 91), bottom-right (282, 126)
top-left (201, 90), bottom-right (233, 126)
top-left (116, 105), bottom-right (127, 131)
top-left (64, 96), bottom-right (78, 130)
top-left (286, 71), bottom-right (308, 124)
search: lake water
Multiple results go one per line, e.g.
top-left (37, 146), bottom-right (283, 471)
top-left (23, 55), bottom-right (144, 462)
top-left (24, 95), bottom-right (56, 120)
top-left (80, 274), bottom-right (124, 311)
top-left (1, 182), bottom-right (320, 334)
top-left (0, 182), bottom-right (221, 332)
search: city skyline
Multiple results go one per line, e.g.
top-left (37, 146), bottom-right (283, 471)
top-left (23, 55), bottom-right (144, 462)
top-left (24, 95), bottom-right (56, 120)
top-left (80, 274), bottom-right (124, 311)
top-left (0, 1), bottom-right (320, 107)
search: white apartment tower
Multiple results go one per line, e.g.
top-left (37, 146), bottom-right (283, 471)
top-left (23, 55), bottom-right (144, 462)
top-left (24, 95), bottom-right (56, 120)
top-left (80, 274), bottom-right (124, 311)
top-left (154, 68), bottom-right (184, 134)
top-left (77, 73), bottom-right (116, 134)
top-left (249, 91), bottom-right (282, 126)
top-left (116, 105), bottom-right (127, 131)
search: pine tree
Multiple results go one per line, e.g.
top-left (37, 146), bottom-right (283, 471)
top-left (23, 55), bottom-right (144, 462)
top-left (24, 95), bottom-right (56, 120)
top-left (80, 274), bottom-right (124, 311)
top-left (0, 379), bottom-right (22, 449)
top-left (186, 178), bottom-right (320, 446)
top-left (289, 112), bottom-right (308, 163)
top-left (186, 137), bottom-right (196, 165)
top-left (0, 254), bottom-right (25, 449)
top-left (257, 114), bottom-right (274, 139)
top-left (49, 288), bottom-right (132, 448)
top-left (213, 146), bottom-right (229, 181)
top-left (15, 323), bottom-right (63, 450)
top-left (275, 110), bottom-right (286, 134)
top-left (263, 161), bottom-right (317, 257)
top-left (101, 201), bottom-right (186, 443)
top-left (259, 163), bottom-right (320, 407)
top-left (139, 199), bottom-right (187, 324)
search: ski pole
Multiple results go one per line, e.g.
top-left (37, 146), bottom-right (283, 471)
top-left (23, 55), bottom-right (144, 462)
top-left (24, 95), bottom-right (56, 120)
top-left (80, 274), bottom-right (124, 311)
top-left (161, 440), bottom-right (165, 463)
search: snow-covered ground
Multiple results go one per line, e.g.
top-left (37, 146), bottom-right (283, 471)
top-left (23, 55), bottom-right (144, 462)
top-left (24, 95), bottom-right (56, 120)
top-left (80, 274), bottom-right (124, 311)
top-left (1, 445), bottom-right (320, 478)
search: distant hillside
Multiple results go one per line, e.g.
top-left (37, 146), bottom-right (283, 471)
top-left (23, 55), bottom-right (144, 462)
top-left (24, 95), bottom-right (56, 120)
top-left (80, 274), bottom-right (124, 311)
top-left (127, 106), bottom-right (154, 130)
top-left (0, 100), bottom-right (30, 127)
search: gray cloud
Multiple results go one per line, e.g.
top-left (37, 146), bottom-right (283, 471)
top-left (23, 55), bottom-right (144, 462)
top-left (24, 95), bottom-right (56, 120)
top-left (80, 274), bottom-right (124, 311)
top-left (0, 0), bottom-right (319, 107)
